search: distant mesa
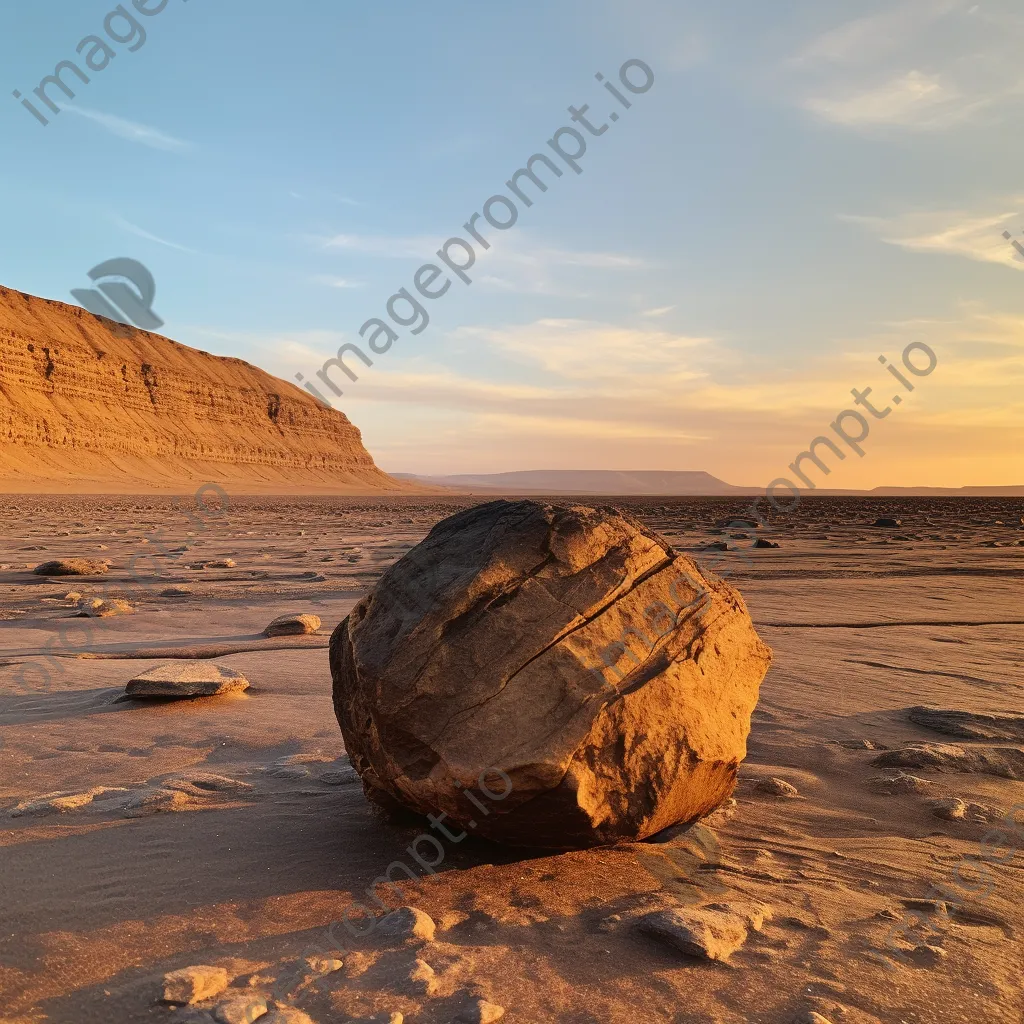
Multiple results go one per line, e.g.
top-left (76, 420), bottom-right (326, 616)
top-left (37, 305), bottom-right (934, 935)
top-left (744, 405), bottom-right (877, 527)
top-left (0, 285), bottom-right (421, 495)
top-left (394, 470), bottom-right (750, 495)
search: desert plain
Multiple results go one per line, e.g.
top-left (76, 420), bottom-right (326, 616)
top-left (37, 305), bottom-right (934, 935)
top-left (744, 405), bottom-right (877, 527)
top-left (0, 493), bottom-right (1021, 1024)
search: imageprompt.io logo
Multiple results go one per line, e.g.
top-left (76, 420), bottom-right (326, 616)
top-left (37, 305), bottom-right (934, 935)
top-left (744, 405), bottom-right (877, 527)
top-left (71, 258), bottom-right (164, 330)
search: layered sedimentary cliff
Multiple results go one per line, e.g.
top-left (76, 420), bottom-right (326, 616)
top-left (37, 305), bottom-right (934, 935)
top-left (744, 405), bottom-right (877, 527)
top-left (0, 286), bottom-right (408, 493)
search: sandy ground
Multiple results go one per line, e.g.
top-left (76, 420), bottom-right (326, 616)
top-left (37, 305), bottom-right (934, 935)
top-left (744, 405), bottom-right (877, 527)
top-left (0, 495), bottom-right (1021, 1024)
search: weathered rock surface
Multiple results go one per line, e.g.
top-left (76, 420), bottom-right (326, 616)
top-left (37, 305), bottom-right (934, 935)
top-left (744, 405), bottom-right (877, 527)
top-left (33, 558), bottom-right (109, 576)
top-left (908, 706), bottom-right (1024, 742)
top-left (873, 743), bottom-right (1024, 780)
top-left (638, 901), bottom-right (770, 961)
top-left (331, 500), bottom-right (772, 849)
top-left (265, 613), bottom-right (322, 637)
top-left (125, 663), bottom-right (250, 698)
top-left (161, 965), bottom-right (229, 1005)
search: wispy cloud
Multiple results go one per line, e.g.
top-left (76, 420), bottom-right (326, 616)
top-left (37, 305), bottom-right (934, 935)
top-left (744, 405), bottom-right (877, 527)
top-left (113, 215), bottom-right (197, 254)
top-left (841, 205), bottom-right (1024, 268)
top-left (804, 70), bottom-right (972, 130)
top-left (789, 1), bottom-right (1024, 131)
top-left (62, 105), bottom-right (191, 151)
top-left (312, 275), bottom-right (366, 290)
top-left (641, 305), bottom-right (676, 318)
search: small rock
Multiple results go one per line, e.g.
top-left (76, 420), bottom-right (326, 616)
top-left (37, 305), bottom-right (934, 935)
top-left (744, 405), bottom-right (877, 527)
top-left (260, 1009), bottom-right (316, 1024)
top-left (929, 797), bottom-right (967, 821)
top-left (455, 997), bottom-right (506, 1023)
top-left (264, 614), bottom-right (321, 637)
top-left (203, 559), bottom-right (237, 569)
top-left (705, 541), bottom-right (729, 551)
top-left (911, 943), bottom-right (947, 965)
top-left (125, 663), bottom-right (250, 699)
top-left (161, 965), bottom-right (229, 1005)
top-left (162, 586), bottom-right (194, 597)
top-left (638, 904), bottom-right (754, 961)
top-left (407, 958), bottom-right (438, 996)
top-left (794, 1013), bottom-right (834, 1024)
top-left (34, 558), bottom-right (109, 576)
top-left (753, 538), bottom-right (781, 549)
top-left (376, 906), bottom-right (436, 944)
top-left (76, 597), bottom-right (134, 618)
top-left (64, 591), bottom-right (82, 602)
top-left (872, 518), bottom-right (901, 528)
top-left (304, 956), bottom-right (343, 975)
top-left (212, 994), bottom-right (268, 1023)
top-left (754, 777), bottom-right (799, 798)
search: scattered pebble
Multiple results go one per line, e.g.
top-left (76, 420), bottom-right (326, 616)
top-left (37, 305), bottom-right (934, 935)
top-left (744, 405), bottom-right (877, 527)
top-left (212, 994), bottom-right (268, 1023)
top-left (407, 958), bottom-right (438, 996)
top-left (161, 965), bottom-right (229, 1005)
top-left (455, 997), bottom-right (506, 1023)
top-left (377, 906), bottom-right (436, 945)
top-left (264, 613), bottom-right (322, 637)
top-left (76, 597), bottom-right (135, 618)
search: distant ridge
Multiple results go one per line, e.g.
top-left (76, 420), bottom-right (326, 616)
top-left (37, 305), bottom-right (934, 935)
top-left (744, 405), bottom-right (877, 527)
top-left (393, 470), bottom-right (750, 495)
top-left (395, 470), bottom-right (1024, 498)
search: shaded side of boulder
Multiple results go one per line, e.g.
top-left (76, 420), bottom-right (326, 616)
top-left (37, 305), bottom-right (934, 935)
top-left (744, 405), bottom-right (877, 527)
top-left (331, 500), bottom-right (772, 849)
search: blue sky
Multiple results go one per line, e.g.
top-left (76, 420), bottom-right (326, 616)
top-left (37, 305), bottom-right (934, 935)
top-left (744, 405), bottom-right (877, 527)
top-left (2, 0), bottom-right (1022, 485)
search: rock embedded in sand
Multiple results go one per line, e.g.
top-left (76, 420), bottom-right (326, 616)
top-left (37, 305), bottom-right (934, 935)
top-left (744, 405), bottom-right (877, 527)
top-left (33, 558), bottom-right (109, 576)
top-left (125, 662), bottom-right (250, 699)
top-left (753, 538), bottom-right (781, 549)
top-left (212, 994), bottom-right (268, 1023)
top-left (873, 743), bottom-right (1024, 780)
top-left (407, 958), bottom-right (438, 996)
top-left (754, 776), bottom-right (799, 798)
top-left (872, 518), bottom-right (901, 528)
top-left (264, 613), bottom-right (322, 637)
top-left (455, 997), bottom-right (506, 1024)
top-left (638, 901), bottom-right (769, 961)
top-left (260, 1008), bottom-right (316, 1024)
top-left (331, 500), bottom-right (772, 849)
top-left (162, 965), bottom-right (229, 1005)
top-left (162, 586), bottom-right (194, 597)
top-left (908, 706), bottom-right (1024, 742)
top-left (76, 597), bottom-right (134, 617)
top-left (377, 906), bottom-right (436, 945)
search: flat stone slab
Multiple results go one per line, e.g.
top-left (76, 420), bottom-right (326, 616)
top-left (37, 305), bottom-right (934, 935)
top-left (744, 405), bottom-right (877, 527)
top-left (125, 663), bottom-right (250, 699)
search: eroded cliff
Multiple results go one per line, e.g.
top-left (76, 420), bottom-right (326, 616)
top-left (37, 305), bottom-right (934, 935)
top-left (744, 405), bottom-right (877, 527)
top-left (0, 286), bottom-right (409, 493)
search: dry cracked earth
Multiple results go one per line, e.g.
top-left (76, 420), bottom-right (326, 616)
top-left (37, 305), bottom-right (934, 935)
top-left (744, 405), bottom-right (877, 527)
top-left (0, 495), bottom-right (1022, 1024)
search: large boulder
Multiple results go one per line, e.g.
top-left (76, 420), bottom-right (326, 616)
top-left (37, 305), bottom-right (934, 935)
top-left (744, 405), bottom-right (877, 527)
top-left (330, 500), bottom-right (772, 849)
